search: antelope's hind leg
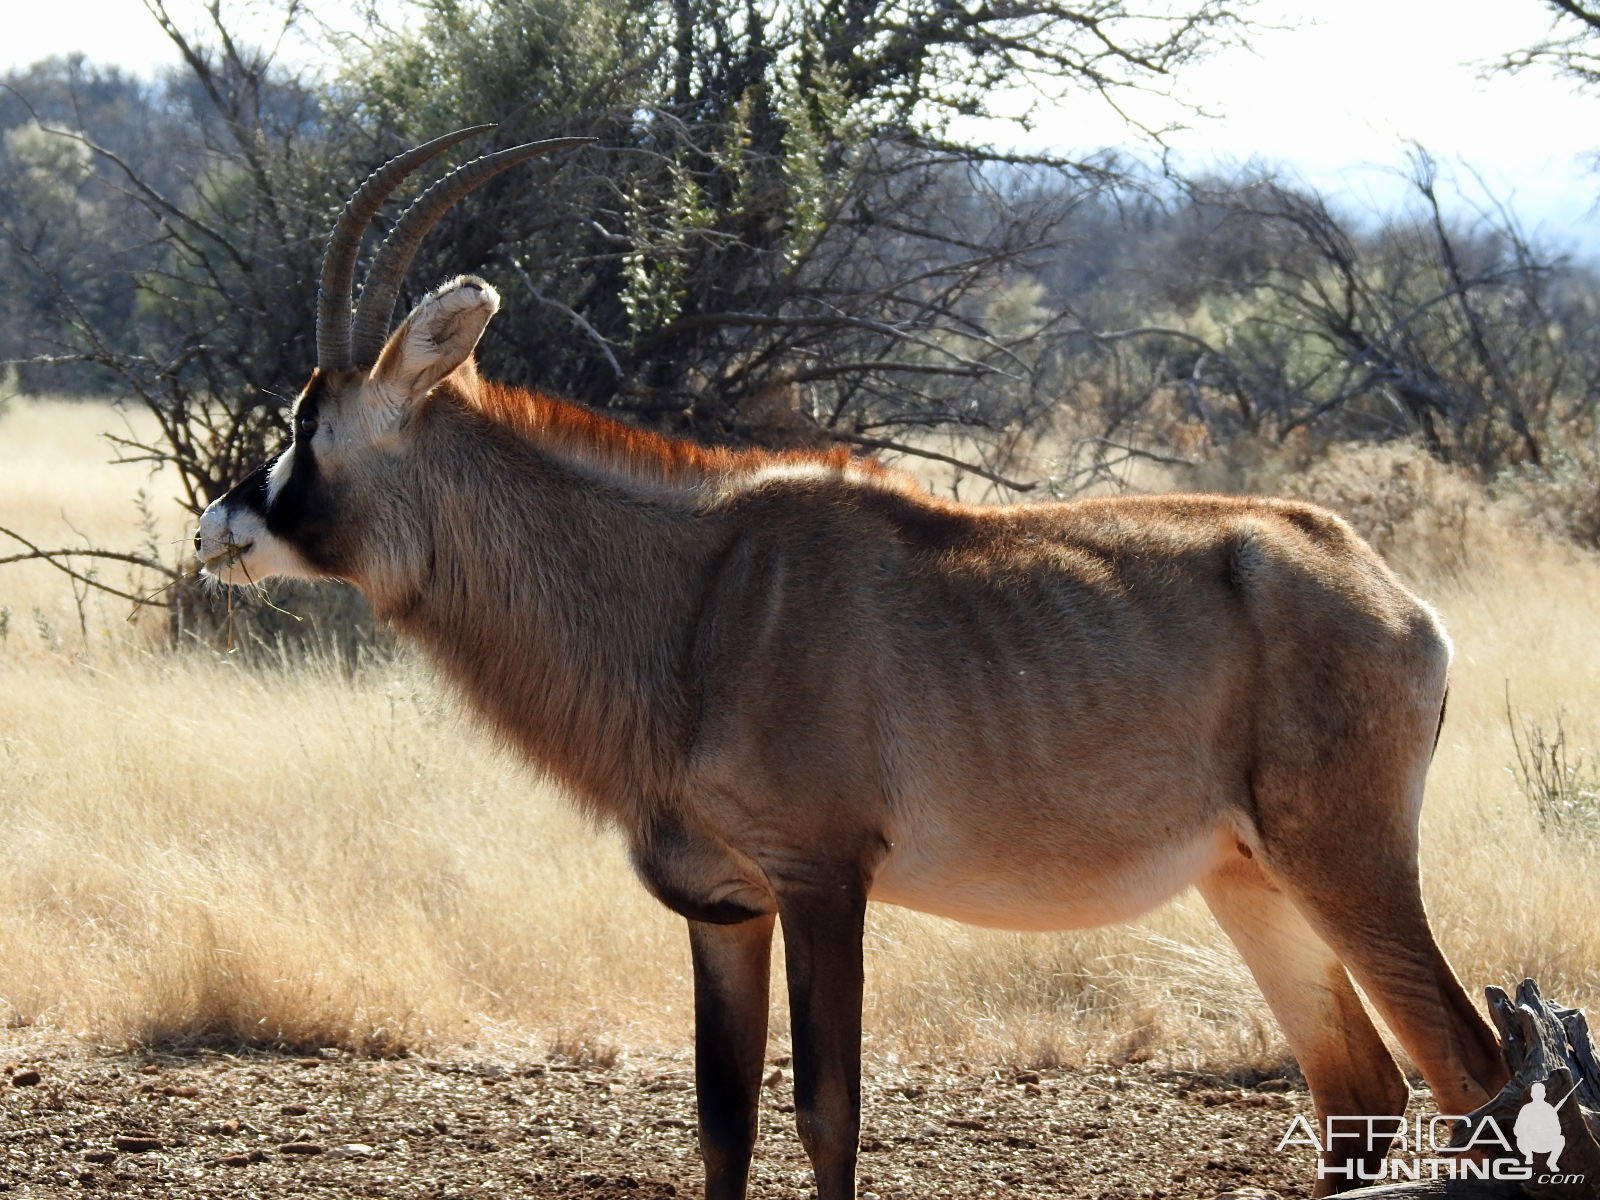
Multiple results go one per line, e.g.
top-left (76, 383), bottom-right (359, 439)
top-left (1201, 855), bottom-right (1407, 1196)
top-left (1249, 756), bottom-right (1506, 1119)
top-left (1257, 826), bottom-right (1507, 1119)
top-left (690, 914), bottom-right (776, 1200)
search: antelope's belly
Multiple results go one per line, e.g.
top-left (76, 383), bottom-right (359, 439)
top-left (868, 819), bottom-right (1234, 931)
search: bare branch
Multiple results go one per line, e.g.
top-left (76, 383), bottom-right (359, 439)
top-left (825, 431), bottom-right (1039, 492)
top-left (0, 525), bottom-right (180, 608)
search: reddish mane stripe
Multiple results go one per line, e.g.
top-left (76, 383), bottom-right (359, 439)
top-left (469, 380), bottom-right (896, 486)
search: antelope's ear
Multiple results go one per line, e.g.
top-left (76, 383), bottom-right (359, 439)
top-left (369, 275), bottom-right (499, 408)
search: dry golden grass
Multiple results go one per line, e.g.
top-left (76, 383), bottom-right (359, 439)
top-left (1, 397), bottom-right (1596, 1074)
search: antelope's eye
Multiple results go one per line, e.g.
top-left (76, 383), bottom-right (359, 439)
top-left (296, 413), bottom-right (319, 440)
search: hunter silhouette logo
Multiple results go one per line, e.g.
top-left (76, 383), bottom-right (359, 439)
top-left (1514, 1081), bottom-right (1570, 1171)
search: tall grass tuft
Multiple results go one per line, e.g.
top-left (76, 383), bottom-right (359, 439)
top-left (1508, 701), bottom-right (1600, 840)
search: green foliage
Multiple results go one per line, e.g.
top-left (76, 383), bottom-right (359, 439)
top-left (4, 123), bottom-right (95, 207)
top-left (776, 44), bottom-right (857, 267)
top-left (620, 157), bottom-right (715, 338)
top-left (3, 0), bottom-right (1246, 514)
top-left (350, 0), bottom-right (644, 136)
top-left (32, 608), bottom-right (58, 651)
top-left (334, 0), bottom-right (1220, 447)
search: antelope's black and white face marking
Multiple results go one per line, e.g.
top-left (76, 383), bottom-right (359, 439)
top-left (194, 275), bottom-right (502, 588)
top-left (196, 373), bottom-right (347, 585)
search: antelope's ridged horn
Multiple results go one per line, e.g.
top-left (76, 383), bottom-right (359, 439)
top-left (350, 136), bottom-right (597, 366)
top-left (316, 125), bottom-right (498, 372)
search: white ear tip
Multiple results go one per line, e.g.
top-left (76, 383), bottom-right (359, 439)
top-left (422, 275), bottom-right (500, 315)
top-left (453, 274), bottom-right (500, 309)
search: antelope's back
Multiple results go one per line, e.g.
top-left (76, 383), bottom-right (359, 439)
top-left (689, 481), bottom-right (1446, 840)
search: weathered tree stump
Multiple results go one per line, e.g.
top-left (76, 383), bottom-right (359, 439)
top-left (1337, 980), bottom-right (1599, 1199)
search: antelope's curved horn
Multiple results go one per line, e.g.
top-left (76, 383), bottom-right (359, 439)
top-left (350, 137), bottom-right (596, 366)
top-left (316, 125), bottom-right (497, 372)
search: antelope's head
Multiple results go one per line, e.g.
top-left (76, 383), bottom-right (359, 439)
top-left (194, 127), bottom-right (589, 592)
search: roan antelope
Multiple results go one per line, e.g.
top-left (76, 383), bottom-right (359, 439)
top-left (196, 129), bottom-right (1508, 1198)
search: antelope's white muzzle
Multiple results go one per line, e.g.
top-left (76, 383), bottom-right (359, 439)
top-left (195, 495), bottom-right (309, 586)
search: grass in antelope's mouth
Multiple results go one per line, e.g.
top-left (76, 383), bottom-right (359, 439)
top-left (201, 541), bottom-right (253, 570)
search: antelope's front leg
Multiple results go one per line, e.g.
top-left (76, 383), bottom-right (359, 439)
top-left (690, 914), bottom-right (775, 1200)
top-left (776, 873), bottom-right (867, 1200)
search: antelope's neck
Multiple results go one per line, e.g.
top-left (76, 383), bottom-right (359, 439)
top-left (387, 418), bottom-right (719, 822)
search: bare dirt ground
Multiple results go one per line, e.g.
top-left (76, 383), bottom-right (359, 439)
top-left (0, 1044), bottom-right (1317, 1199)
